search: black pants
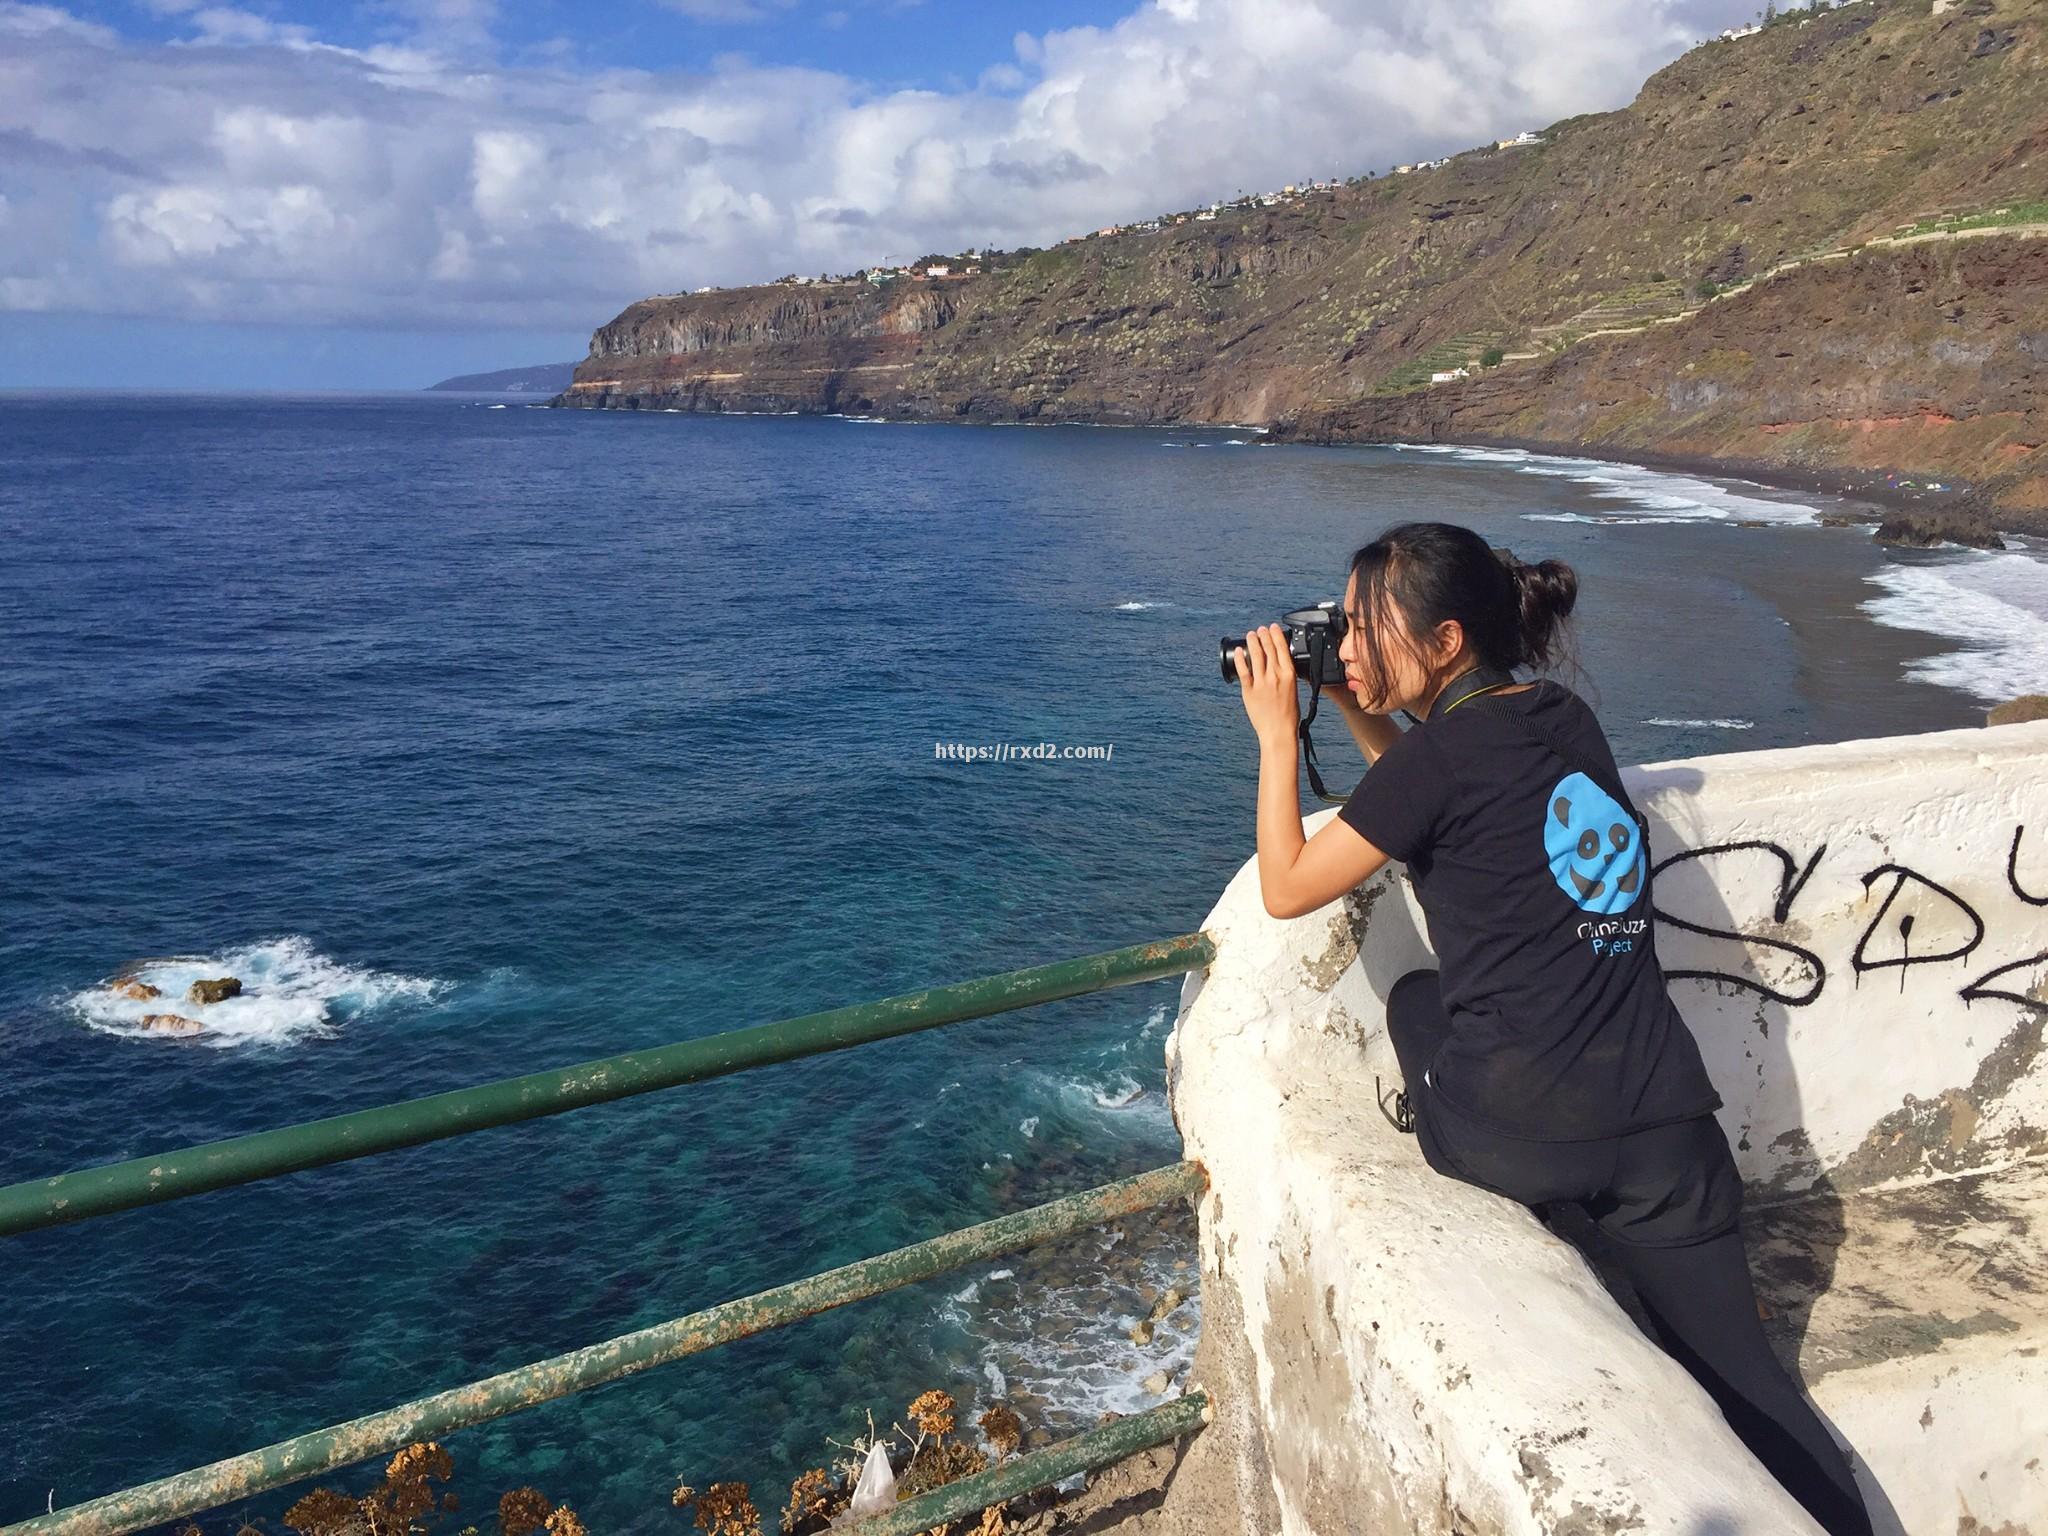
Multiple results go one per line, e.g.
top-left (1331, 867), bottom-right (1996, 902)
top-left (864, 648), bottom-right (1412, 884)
top-left (1387, 968), bottom-right (1874, 1536)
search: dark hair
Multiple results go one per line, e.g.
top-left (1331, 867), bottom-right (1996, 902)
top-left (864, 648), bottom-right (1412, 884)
top-left (1343, 520), bottom-right (1580, 709)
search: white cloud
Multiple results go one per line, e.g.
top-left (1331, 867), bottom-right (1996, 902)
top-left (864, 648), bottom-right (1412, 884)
top-left (657, 0), bottom-right (795, 20)
top-left (0, 2), bottom-right (117, 42)
top-left (0, 0), bottom-right (1760, 334)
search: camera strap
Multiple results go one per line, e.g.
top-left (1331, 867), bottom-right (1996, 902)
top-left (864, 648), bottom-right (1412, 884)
top-left (1299, 677), bottom-right (1346, 804)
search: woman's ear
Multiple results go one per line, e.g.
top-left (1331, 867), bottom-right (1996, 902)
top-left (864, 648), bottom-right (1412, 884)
top-left (1432, 617), bottom-right (1466, 665)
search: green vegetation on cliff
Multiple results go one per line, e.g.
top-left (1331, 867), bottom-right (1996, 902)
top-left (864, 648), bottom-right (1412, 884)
top-left (561, 0), bottom-right (2048, 521)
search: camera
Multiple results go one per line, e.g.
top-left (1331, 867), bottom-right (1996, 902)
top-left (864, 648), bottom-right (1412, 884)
top-left (1219, 601), bottom-right (1349, 687)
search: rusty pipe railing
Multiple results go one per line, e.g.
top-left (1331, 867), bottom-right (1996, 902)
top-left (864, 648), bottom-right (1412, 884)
top-left (0, 932), bottom-right (1215, 1237)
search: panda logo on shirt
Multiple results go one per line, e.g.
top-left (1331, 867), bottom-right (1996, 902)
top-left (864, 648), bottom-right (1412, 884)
top-left (1544, 772), bottom-right (1644, 916)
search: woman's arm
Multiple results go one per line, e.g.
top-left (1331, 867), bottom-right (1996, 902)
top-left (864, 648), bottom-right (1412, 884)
top-left (1328, 687), bottom-right (1404, 764)
top-left (1256, 736), bottom-right (1393, 918)
top-left (1236, 626), bottom-right (1395, 920)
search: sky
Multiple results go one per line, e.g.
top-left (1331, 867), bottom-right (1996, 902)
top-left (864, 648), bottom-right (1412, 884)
top-left (0, 0), bottom-right (1765, 389)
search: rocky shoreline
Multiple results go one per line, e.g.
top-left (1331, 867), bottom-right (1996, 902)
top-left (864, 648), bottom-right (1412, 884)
top-left (555, 0), bottom-right (2048, 541)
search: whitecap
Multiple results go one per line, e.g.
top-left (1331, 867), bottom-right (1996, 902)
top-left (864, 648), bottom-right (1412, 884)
top-left (1522, 512), bottom-right (1664, 526)
top-left (1645, 717), bottom-right (1756, 730)
top-left (65, 936), bottom-right (445, 1048)
top-left (1397, 444), bottom-right (1819, 526)
top-left (1113, 600), bottom-right (1172, 612)
top-left (1018, 1116), bottom-right (1039, 1139)
top-left (1860, 550), bottom-right (2048, 705)
top-left (925, 1223), bottom-right (1201, 1436)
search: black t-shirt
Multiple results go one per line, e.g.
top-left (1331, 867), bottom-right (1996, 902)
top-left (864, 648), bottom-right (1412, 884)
top-left (1338, 679), bottom-right (1722, 1140)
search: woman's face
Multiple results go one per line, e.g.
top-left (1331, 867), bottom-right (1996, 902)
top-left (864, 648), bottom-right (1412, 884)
top-left (1338, 568), bottom-right (1458, 715)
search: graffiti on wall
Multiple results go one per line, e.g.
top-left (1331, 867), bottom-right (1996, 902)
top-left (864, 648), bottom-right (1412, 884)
top-left (1652, 824), bottom-right (2048, 1010)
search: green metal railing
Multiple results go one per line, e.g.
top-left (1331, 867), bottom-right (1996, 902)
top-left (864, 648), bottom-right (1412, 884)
top-left (2, 931), bottom-right (1218, 1535)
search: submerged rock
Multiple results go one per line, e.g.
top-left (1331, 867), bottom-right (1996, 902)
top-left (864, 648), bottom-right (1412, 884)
top-left (188, 976), bottom-right (243, 1005)
top-left (108, 978), bottom-right (161, 1001)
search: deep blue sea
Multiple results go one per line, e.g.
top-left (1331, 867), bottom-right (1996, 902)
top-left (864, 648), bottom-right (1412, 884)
top-left (3, 393), bottom-right (2041, 1531)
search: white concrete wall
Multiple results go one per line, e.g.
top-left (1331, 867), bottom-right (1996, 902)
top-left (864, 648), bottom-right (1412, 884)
top-left (1633, 721), bottom-right (2048, 1192)
top-left (1164, 718), bottom-right (2048, 1536)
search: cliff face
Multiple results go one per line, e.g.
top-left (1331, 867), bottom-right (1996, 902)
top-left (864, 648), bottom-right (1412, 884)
top-left (558, 0), bottom-right (2048, 521)
top-left (1282, 236), bottom-right (2048, 519)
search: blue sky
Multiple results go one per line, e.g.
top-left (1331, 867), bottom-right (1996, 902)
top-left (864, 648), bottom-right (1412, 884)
top-left (0, 0), bottom-right (1758, 389)
top-left (52, 0), bottom-right (1123, 89)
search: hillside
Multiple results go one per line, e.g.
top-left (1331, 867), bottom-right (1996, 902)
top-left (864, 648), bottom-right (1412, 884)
top-left (557, 0), bottom-right (2048, 527)
top-left (430, 362), bottom-right (578, 393)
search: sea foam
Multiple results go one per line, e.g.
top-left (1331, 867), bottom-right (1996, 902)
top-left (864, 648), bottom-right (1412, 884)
top-left (1395, 444), bottom-right (1821, 526)
top-left (1860, 548), bottom-right (2048, 705)
top-left (65, 935), bottom-right (444, 1048)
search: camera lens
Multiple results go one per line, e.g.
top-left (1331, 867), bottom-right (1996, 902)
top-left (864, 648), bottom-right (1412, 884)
top-left (1219, 636), bottom-right (1242, 682)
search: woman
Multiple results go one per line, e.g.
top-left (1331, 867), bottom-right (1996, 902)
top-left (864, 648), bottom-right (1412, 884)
top-left (1230, 520), bottom-right (1874, 1536)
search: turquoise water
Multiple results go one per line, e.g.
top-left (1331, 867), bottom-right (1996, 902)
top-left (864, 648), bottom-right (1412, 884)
top-left (0, 394), bottom-right (2020, 1529)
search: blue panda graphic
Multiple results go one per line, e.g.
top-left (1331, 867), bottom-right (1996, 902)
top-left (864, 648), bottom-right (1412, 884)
top-left (1543, 772), bottom-right (1644, 914)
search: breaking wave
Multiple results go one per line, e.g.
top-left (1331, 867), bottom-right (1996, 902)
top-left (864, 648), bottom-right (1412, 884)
top-left (1859, 547), bottom-right (2048, 705)
top-left (64, 936), bottom-right (445, 1048)
top-left (1394, 444), bottom-right (1821, 526)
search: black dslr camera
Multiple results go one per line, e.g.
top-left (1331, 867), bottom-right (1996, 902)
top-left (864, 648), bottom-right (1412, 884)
top-left (1219, 600), bottom-right (1353, 803)
top-left (1218, 601), bottom-right (1348, 687)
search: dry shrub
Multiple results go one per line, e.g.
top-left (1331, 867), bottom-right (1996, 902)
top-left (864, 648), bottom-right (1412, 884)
top-left (908, 1390), bottom-right (956, 1439)
top-left (283, 1490), bottom-right (364, 1536)
top-left (497, 1488), bottom-right (554, 1536)
top-left (977, 1405), bottom-right (1022, 1462)
top-left (370, 1443), bottom-right (454, 1533)
top-left (779, 1467), bottom-right (837, 1535)
top-left (899, 1440), bottom-right (987, 1501)
top-left (693, 1482), bottom-right (762, 1536)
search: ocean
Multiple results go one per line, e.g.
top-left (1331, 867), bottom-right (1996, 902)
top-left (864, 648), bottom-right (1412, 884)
top-left (2, 393), bottom-right (2042, 1530)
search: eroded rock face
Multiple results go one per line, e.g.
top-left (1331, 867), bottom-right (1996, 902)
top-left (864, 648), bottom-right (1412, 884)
top-left (139, 1013), bottom-right (205, 1035)
top-left (187, 977), bottom-right (242, 1005)
top-left (108, 978), bottom-right (161, 1001)
top-left (1286, 239), bottom-right (2048, 533)
top-left (1872, 511), bottom-right (2006, 550)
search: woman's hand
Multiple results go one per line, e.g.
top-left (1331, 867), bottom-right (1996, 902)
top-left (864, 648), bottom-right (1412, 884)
top-left (1232, 624), bottom-right (1301, 750)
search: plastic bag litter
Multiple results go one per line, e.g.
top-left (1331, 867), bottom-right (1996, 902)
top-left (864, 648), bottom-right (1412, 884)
top-left (842, 1440), bottom-right (897, 1520)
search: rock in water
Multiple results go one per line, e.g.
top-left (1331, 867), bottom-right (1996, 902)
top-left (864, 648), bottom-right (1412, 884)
top-left (1142, 1371), bottom-right (1173, 1396)
top-left (1872, 512), bottom-right (2006, 551)
top-left (1146, 1286), bottom-right (1187, 1323)
top-left (109, 978), bottom-right (161, 1001)
top-left (188, 976), bottom-right (242, 1005)
top-left (1988, 694), bottom-right (2048, 727)
top-left (140, 1014), bottom-right (205, 1035)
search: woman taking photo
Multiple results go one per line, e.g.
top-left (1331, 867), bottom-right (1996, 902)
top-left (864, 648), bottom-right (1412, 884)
top-left (1229, 520), bottom-right (1874, 1536)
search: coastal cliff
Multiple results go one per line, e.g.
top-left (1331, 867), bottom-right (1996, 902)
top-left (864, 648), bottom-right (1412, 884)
top-left (558, 0), bottom-right (2048, 526)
